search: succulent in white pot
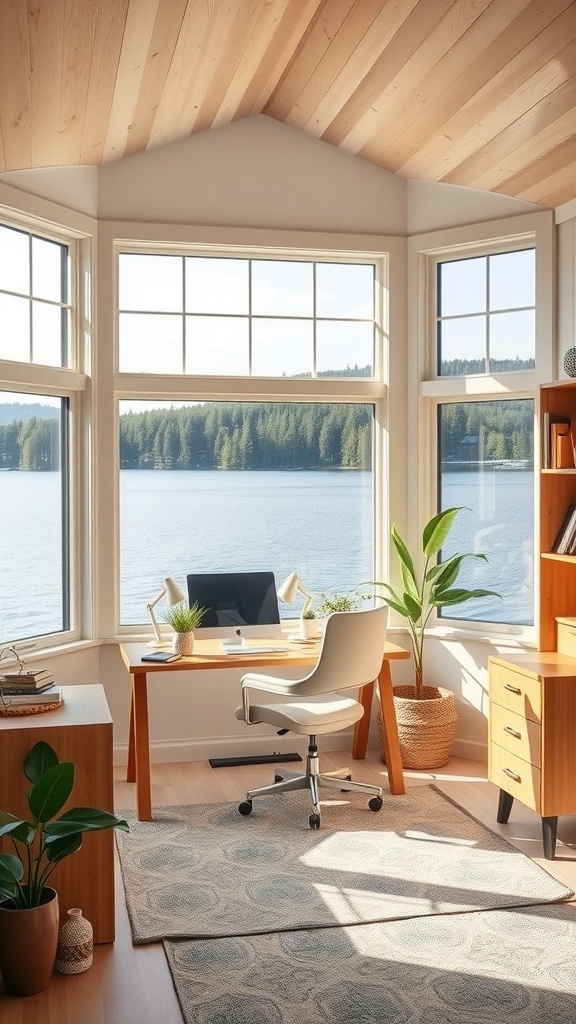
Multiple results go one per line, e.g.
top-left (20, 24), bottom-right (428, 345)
top-left (162, 601), bottom-right (207, 656)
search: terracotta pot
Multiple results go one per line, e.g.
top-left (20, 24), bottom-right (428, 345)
top-left (378, 685), bottom-right (457, 770)
top-left (0, 886), bottom-right (59, 996)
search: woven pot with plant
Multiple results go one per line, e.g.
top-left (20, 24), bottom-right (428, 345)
top-left (373, 507), bottom-right (500, 770)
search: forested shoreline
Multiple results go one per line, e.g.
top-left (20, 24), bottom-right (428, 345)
top-left (0, 399), bottom-right (534, 471)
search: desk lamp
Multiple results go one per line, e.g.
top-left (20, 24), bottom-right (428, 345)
top-left (277, 572), bottom-right (314, 637)
top-left (146, 577), bottom-right (186, 647)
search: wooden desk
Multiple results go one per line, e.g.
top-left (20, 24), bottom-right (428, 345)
top-left (119, 639), bottom-right (409, 821)
top-left (0, 685), bottom-right (115, 943)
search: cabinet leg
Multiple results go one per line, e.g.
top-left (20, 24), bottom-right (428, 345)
top-left (541, 816), bottom-right (558, 860)
top-left (496, 788), bottom-right (514, 824)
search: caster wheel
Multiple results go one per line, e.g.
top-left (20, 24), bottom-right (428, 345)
top-left (309, 813), bottom-right (321, 829)
top-left (368, 796), bottom-right (383, 812)
top-left (238, 800), bottom-right (253, 816)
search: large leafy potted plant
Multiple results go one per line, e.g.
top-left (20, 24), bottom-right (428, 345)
top-left (373, 506), bottom-right (500, 769)
top-left (0, 740), bottom-right (128, 996)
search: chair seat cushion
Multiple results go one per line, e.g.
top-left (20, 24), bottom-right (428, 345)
top-left (235, 693), bottom-right (364, 735)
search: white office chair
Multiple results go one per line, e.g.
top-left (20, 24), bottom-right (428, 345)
top-left (235, 605), bottom-right (389, 829)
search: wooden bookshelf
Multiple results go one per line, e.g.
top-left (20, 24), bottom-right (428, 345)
top-left (539, 379), bottom-right (576, 650)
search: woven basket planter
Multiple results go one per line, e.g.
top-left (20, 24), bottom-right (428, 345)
top-left (378, 685), bottom-right (457, 770)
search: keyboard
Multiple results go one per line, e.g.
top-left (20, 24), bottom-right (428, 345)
top-left (220, 644), bottom-right (290, 655)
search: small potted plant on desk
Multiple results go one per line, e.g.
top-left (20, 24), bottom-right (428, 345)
top-left (0, 740), bottom-right (128, 996)
top-left (372, 507), bottom-right (500, 770)
top-left (163, 600), bottom-right (207, 656)
top-left (300, 606), bottom-right (319, 640)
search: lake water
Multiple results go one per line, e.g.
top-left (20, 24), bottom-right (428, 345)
top-left (0, 468), bottom-right (534, 641)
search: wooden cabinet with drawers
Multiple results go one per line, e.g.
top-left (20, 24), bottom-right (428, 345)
top-left (488, 652), bottom-right (576, 858)
top-left (487, 380), bottom-right (576, 858)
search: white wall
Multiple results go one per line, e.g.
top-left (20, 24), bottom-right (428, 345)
top-left (1, 115), bottom-right (565, 768)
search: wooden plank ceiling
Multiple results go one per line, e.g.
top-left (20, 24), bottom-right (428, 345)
top-left (0, 0), bottom-right (575, 208)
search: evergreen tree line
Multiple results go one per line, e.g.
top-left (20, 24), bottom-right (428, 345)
top-left (0, 399), bottom-right (534, 471)
top-left (119, 403), bottom-right (372, 470)
top-left (0, 417), bottom-right (61, 471)
top-left (440, 400), bottom-right (533, 465)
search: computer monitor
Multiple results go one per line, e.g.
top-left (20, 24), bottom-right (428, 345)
top-left (186, 571), bottom-right (282, 641)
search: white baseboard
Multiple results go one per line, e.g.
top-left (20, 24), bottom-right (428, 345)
top-left (113, 731), bottom-right (355, 767)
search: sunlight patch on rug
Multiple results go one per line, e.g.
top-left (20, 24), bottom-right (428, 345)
top-left (116, 785), bottom-right (573, 944)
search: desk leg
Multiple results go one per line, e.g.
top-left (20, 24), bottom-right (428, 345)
top-left (352, 681), bottom-right (374, 759)
top-left (132, 672), bottom-right (152, 821)
top-left (127, 686), bottom-right (136, 783)
top-left (378, 661), bottom-right (405, 795)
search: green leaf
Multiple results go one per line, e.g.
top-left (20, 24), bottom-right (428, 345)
top-left (45, 807), bottom-right (129, 840)
top-left (0, 853), bottom-right (23, 885)
top-left (391, 525), bottom-right (417, 590)
top-left (422, 507), bottom-right (465, 558)
top-left (45, 832), bottom-right (83, 863)
top-left (23, 740), bottom-right (59, 784)
top-left (28, 762), bottom-right (74, 824)
top-left (0, 817), bottom-right (35, 846)
top-left (431, 588), bottom-right (501, 607)
top-left (403, 592), bottom-right (422, 622)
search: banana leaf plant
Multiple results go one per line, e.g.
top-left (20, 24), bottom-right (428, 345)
top-left (0, 740), bottom-right (128, 909)
top-left (373, 507), bottom-right (500, 700)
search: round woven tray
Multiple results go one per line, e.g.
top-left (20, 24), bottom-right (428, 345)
top-left (0, 700), bottom-right (62, 717)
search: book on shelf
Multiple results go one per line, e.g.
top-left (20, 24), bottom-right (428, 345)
top-left (543, 413), bottom-right (571, 468)
top-left (0, 680), bottom-right (56, 695)
top-left (0, 686), bottom-right (62, 706)
top-left (553, 504), bottom-right (576, 553)
top-left (551, 422), bottom-right (574, 469)
top-left (0, 668), bottom-right (53, 687)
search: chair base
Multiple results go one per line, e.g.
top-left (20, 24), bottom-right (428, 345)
top-left (240, 737), bottom-right (383, 828)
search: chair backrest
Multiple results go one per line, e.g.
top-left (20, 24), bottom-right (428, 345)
top-left (289, 605), bottom-right (389, 697)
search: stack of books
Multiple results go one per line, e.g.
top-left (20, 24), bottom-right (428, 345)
top-left (0, 668), bottom-right (61, 707)
top-left (552, 503), bottom-right (576, 554)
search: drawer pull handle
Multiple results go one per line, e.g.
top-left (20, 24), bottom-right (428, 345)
top-left (504, 684), bottom-right (522, 695)
top-left (503, 726), bottom-right (522, 739)
top-left (503, 768), bottom-right (521, 783)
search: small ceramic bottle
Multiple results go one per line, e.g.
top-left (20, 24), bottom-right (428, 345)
top-left (55, 907), bottom-right (94, 974)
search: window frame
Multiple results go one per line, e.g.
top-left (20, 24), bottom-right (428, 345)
top-left (408, 211), bottom-right (554, 642)
top-left (96, 228), bottom-right (401, 641)
top-left (0, 204), bottom-right (94, 651)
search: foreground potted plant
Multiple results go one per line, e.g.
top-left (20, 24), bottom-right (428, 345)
top-left (373, 506), bottom-right (500, 769)
top-left (163, 600), bottom-right (206, 656)
top-left (0, 740), bottom-right (128, 996)
top-left (300, 606), bottom-right (319, 639)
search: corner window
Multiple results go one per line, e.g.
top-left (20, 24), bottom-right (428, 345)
top-left (437, 400), bottom-right (534, 626)
top-left (0, 224), bottom-right (71, 367)
top-left (437, 249), bottom-right (535, 375)
top-left (0, 392), bottom-right (71, 642)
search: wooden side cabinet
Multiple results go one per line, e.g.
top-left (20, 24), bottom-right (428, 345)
top-left (488, 652), bottom-right (576, 859)
top-left (0, 685), bottom-right (115, 942)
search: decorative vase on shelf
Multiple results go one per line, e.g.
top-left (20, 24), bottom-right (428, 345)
top-left (172, 630), bottom-right (195, 656)
top-left (55, 907), bottom-right (93, 974)
top-left (563, 346), bottom-right (576, 377)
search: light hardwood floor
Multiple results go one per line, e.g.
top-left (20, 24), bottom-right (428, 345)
top-left (2, 750), bottom-right (576, 1023)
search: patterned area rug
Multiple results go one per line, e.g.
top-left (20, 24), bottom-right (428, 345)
top-left (164, 903), bottom-right (576, 1024)
top-left (116, 785), bottom-right (572, 944)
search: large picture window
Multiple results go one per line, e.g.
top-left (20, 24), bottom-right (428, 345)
top-left (118, 400), bottom-right (374, 626)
